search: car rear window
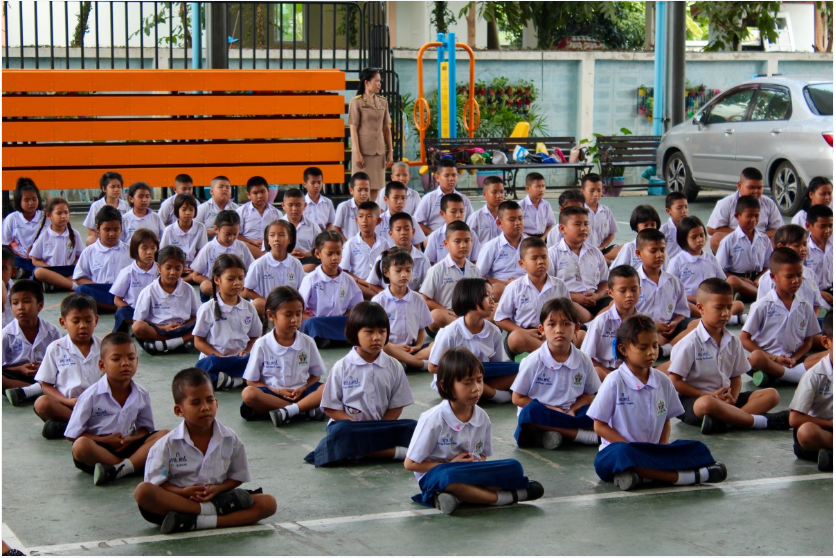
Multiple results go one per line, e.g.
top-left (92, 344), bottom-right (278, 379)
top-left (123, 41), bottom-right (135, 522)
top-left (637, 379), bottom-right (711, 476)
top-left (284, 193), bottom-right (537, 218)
top-left (805, 84), bottom-right (833, 116)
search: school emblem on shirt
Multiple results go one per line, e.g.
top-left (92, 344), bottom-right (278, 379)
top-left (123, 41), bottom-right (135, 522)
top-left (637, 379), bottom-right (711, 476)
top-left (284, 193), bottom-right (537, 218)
top-left (66, 240), bottom-right (74, 252)
top-left (9, 339), bottom-right (23, 353)
top-left (343, 375), bottom-right (361, 389)
top-left (473, 440), bottom-right (484, 456)
top-left (572, 372), bottom-right (584, 387)
top-left (339, 289), bottom-right (347, 300)
top-left (656, 398), bottom-right (667, 416)
top-left (287, 272), bottom-right (295, 283)
top-left (244, 316), bottom-right (252, 325)
top-left (667, 303), bottom-right (674, 315)
top-left (297, 352), bottom-right (308, 366)
top-left (798, 320), bottom-right (807, 332)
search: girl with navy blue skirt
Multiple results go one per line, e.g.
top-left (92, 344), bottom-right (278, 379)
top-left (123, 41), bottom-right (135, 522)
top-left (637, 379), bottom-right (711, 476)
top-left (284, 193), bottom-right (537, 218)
top-left (110, 229), bottom-right (160, 333)
top-left (405, 348), bottom-right (544, 514)
top-left (3, 177), bottom-right (44, 278)
top-left (511, 297), bottom-right (601, 450)
top-left (305, 302), bottom-right (417, 466)
top-left (586, 315), bottom-right (727, 491)
top-left (30, 197), bottom-right (84, 292)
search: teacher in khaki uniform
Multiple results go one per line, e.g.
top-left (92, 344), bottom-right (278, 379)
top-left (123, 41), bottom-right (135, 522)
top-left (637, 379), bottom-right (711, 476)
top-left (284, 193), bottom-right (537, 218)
top-left (349, 67), bottom-right (394, 202)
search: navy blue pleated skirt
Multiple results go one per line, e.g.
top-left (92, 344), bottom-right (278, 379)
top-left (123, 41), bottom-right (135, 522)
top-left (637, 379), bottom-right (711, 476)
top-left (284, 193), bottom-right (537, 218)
top-left (593, 439), bottom-right (716, 482)
top-left (482, 361), bottom-right (520, 378)
top-left (514, 401), bottom-right (593, 446)
top-left (194, 354), bottom-right (250, 382)
top-left (412, 459), bottom-right (530, 507)
top-left (304, 419), bottom-right (417, 466)
top-left (300, 316), bottom-right (348, 342)
top-left (112, 305), bottom-right (135, 332)
top-left (75, 283), bottom-right (115, 308)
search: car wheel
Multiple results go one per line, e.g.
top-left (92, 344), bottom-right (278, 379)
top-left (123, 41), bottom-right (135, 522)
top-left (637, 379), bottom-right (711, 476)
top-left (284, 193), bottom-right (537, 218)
top-left (771, 161), bottom-right (805, 216)
top-left (665, 152), bottom-right (699, 202)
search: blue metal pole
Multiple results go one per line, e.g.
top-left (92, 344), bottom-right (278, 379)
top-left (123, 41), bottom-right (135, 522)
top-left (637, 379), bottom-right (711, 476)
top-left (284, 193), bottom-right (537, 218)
top-left (191, 2), bottom-right (201, 69)
top-left (653, 1), bottom-right (666, 135)
top-left (447, 32), bottom-right (457, 137)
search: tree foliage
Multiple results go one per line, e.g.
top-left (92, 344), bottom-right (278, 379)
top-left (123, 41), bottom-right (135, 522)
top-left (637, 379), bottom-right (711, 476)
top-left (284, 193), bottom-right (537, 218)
top-left (692, 1), bottom-right (782, 51)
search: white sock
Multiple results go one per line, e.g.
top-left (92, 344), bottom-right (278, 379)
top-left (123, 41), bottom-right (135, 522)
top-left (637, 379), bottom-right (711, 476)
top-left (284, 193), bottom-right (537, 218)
top-left (21, 383), bottom-right (43, 398)
top-left (72, 281), bottom-right (79, 290)
top-left (698, 467), bottom-right (710, 483)
top-left (492, 491), bottom-right (514, 506)
top-left (751, 415), bottom-right (768, 429)
top-left (153, 340), bottom-right (169, 351)
top-left (199, 502), bottom-right (217, 516)
top-left (574, 429), bottom-right (599, 445)
top-left (659, 344), bottom-right (672, 358)
top-left (489, 389), bottom-right (512, 403)
top-left (165, 337), bottom-right (185, 350)
top-left (284, 403), bottom-right (300, 418)
top-left (782, 363), bottom-right (807, 383)
top-left (393, 446), bottom-right (408, 460)
top-left (115, 459), bottom-right (134, 478)
top-left (195, 514), bottom-right (217, 529)
top-left (727, 315), bottom-right (739, 326)
top-left (231, 377), bottom-right (245, 388)
top-left (674, 470), bottom-right (696, 485)
top-left (421, 360), bottom-right (429, 371)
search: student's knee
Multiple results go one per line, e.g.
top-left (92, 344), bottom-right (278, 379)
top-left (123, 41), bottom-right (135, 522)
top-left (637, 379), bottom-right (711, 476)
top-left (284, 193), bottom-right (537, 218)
top-left (241, 386), bottom-right (261, 406)
top-left (200, 281), bottom-right (213, 295)
top-left (254, 494), bottom-right (278, 519)
top-left (71, 436), bottom-right (95, 458)
top-left (148, 429), bottom-right (169, 444)
top-left (692, 395), bottom-right (718, 416)
top-left (253, 298), bottom-right (266, 316)
top-left (748, 350), bottom-right (768, 369)
top-left (134, 482), bottom-right (156, 505)
top-left (758, 387), bottom-right (780, 407)
top-left (796, 422), bottom-right (820, 447)
top-left (33, 394), bottom-right (52, 418)
top-left (132, 321), bottom-right (150, 338)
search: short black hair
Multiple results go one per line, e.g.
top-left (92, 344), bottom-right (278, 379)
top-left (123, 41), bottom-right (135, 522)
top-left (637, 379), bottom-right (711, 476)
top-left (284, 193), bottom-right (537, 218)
top-left (264, 286), bottom-right (305, 317)
top-left (629, 204), bottom-right (661, 232)
top-left (539, 297), bottom-right (580, 325)
top-left (157, 245), bottom-right (186, 266)
top-left (676, 216), bottom-right (706, 251)
top-left (735, 195), bottom-right (760, 215)
top-left (558, 189), bottom-right (585, 208)
top-left (519, 236), bottom-right (547, 259)
top-left (95, 205), bottom-right (123, 229)
top-left (436, 348), bottom-right (484, 401)
top-left (581, 173), bottom-right (602, 188)
top-left (2, 246), bottom-right (15, 264)
top-left (636, 228), bottom-right (666, 250)
top-left (99, 171), bottom-right (123, 190)
top-left (559, 205), bottom-right (588, 225)
top-left (174, 173), bottom-right (193, 185)
top-left (497, 200), bottom-right (522, 218)
top-left (100, 331), bottom-right (134, 359)
top-left (283, 187), bottom-right (305, 201)
top-left (214, 209), bottom-right (240, 230)
top-left (444, 220), bottom-right (471, 239)
top-left (173, 193), bottom-right (199, 220)
top-left (434, 159), bottom-right (457, 171)
top-left (384, 181), bottom-right (407, 198)
top-left (614, 314), bottom-right (657, 359)
top-left (350, 172), bottom-right (371, 188)
top-left (9, 279), bottom-right (43, 305)
top-left (451, 278), bottom-right (490, 317)
top-left (211, 176), bottom-right (230, 186)
top-left (357, 200), bottom-right (380, 213)
top-left (770, 246), bottom-right (803, 272)
top-left (127, 181), bottom-right (151, 206)
top-left (388, 211), bottom-right (413, 231)
top-left (807, 204), bottom-right (834, 225)
top-left (172, 367), bottom-right (214, 404)
top-left (60, 293), bottom-right (98, 318)
top-left (697, 277), bottom-right (733, 298)
top-left (440, 193), bottom-right (464, 213)
top-left (314, 230), bottom-right (343, 252)
top-left (246, 176), bottom-right (269, 192)
top-left (823, 310), bottom-right (833, 340)
top-left (482, 176), bottom-right (504, 189)
top-left (608, 264), bottom-right (640, 289)
top-left (264, 219), bottom-right (296, 254)
top-left (344, 301), bottom-right (390, 347)
top-left (774, 224), bottom-right (808, 247)
top-left (740, 167), bottom-right (763, 182)
top-left (303, 167), bottom-right (323, 182)
top-left (665, 191), bottom-right (687, 209)
top-left (525, 172), bottom-right (545, 186)
top-left (129, 229), bottom-right (160, 259)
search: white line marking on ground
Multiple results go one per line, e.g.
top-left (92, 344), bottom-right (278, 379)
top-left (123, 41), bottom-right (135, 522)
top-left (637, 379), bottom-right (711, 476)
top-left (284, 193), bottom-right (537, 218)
top-left (3, 523), bottom-right (28, 555)
top-left (24, 473), bottom-right (831, 555)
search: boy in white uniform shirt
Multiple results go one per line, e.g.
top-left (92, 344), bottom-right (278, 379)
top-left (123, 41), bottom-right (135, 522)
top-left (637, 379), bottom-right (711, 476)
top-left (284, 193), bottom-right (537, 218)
top-left (375, 162), bottom-right (421, 215)
top-left (65, 332), bottom-right (168, 486)
top-left (660, 192), bottom-right (689, 262)
top-left (580, 174), bottom-right (620, 261)
top-left (134, 368), bottom-right (277, 534)
top-left (424, 194), bottom-right (480, 264)
top-left (333, 173), bottom-right (371, 242)
top-left (756, 225), bottom-right (824, 314)
top-left (301, 166), bottom-right (336, 230)
top-left (518, 172), bottom-right (556, 239)
top-left (190, 211), bottom-right (255, 299)
top-left (282, 188), bottom-right (323, 272)
top-left (805, 204), bottom-right (834, 302)
top-left (715, 195), bottom-right (772, 300)
top-left (366, 212), bottom-right (431, 292)
top-left (467, 176), bottom-right (505, 246)
top-left (376, 181), bottom-right (426, 246)
top-left (414, 160), bottom-right (474, 235)
top-left (158, 174), bottom-right (198, 226)
top-left (195, 176), bottom-right (239, 237)
top-left (236, 176), bottom-right (283, 258)
top-left (340, 201), bottom-right (393, 299)
top-left (476, 200), bottom-right (526, 301)
top-left (33, 294), bottom-right (102, 439)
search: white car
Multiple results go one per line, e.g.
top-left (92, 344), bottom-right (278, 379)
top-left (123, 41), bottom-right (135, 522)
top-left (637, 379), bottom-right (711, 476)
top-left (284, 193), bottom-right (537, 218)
top-left (657, 76), bottom-right (833, 215)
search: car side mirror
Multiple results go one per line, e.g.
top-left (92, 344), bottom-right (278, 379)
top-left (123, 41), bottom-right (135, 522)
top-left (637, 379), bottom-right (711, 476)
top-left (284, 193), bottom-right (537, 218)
top-left (693, 112), bottom-right (706, 128)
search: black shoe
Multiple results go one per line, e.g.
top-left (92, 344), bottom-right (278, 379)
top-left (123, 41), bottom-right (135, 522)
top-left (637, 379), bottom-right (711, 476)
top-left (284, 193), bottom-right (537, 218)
top-left (160, 511), bottom-right (198, 534)
top-left (183, 340), bottom-right (200, 355)
top-left (614, 470), bottom-right (641, 491)
top-left (93, 462), bottom-right (124, 486)
top-left (700, 415), bottom-right (729, 435)
top-left (817, 449), bottom-right (833, 472)
top-left (42, 420), bottom-right (67, 440)
top-left (765, 410), bottom-right (791, 430)
top-left (307, 408), bottom-right (327, 421)
top-left (703, 462), bottom-right (727, 483)
top-left (140, 340), bottom-right (161, 356)
top-left (212, 488), bottom-right (254, 515)
top-left (752, 371), bottom-right (777, 388)
top-left (5, 387), bottom-right (25, 406)
top-left (2, 548), bottom-right (26, 556)
top-left (519, 480), bottom-right (544, 502)
top-left (315, 337), bottom-right (331, 350)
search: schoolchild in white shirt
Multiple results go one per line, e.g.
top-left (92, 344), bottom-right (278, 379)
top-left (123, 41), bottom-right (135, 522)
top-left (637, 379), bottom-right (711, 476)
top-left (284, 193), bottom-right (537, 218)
top-left (33, 294), bottom-right (102, 439)
top-left (609, 205), bottom-right (661, 271)
top-left (366, 212), bottom-right (430, 292)
top-left (756, 225), bottom-right (825, 315)
top-left (132, 246), bottom-right (200, 356)
top-left (405, 348), bottom-right (544, 515)
top-left (333, 172), bottom-right (371, 243)
top-left (73, 206), bottom-right (133, 312)
top-left (466, 176), bottom-right (505, 247)
top-left (236, 176), bottom-right (283, 259)
top-left (804, 204), bottom-right (834, 304)
top-left (282, 187), bottom-right (323, 272)
top-left (424, 194), bottom-right (481, 264)
top-left (110, 229), bottom-right (160, 333)
top-left (242, 219), bottom-right (304, 318)
top-left (191, 210), bottom-right (254, 300)
top-left (376, 181), bottom-right (426, 246)
top-left (2, 177), bottom-right (44, 277)
top-left (340, 201), bottom-right (392, 299)
top-left (157, 174), bottom-right (197, 226)
top-left (134, 368), bottom-right (277, 534)
top-left (82, 172), bottom-right (129, 246)
top-left (519, 172), bottom-right (556, 239)
top-left (2, 280), bottom-right (61, 404)
top-left (194, 176), bottom-right (239, 237)
top-left (371, 247), bottom-right (433, 370)
top-left (495, 237), bottom-right (571, 357)
top-left (65, 332), bottom-right (168, 486)
top-left (413, 160), bottom-right (474, 235)
top-left (659, 192), bottom-right (688, 261)
top-left (375, 162), bottom-right (421, 216)
top-left (742, 248), bottom-right (825, 387)
top-left (30, 197), bottom-right (84, 292)
top-left (587, 315), bottom-right (727, 491)
top-left (305, 302), bottom-right (417, 467)
top-left (193, 255), bottom-right (261, 391)
top-left (791, 177), bottom-right (833, 228)
top-left (476, 201), bottom-right (526, 301)
top-left (160, 193), bottom-right (207, 275)
top-left (240, 287), bottom-right (327, 425)
top-left (1, 248), bottom-right (14, 327)
top-left (512, 298), bottom-right (601, 449)
top-left (667, 279), bottom-right (788, 435)
top-left (302, 166), bottom-right (336, 231)
top-left (545, 189), bottom-right (585, 248)
top-left (715, 195), bottom-right (772, 301)
top-left (581, 173), bottom-right (621, 262)
top-left (121, 181), bottom-right (164, 243)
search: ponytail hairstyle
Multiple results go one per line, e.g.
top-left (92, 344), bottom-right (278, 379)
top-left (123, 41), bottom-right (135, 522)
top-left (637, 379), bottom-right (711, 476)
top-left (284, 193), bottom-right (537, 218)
top-left (13, 177), bottom-right (42, 213)
top-left (357, 67), bottom-right (381, 96)
top-left (263, 219), bottom-right (296, 255)
top-left (34, 197), bottom-right (76, 253)
top-left (614, 314), bottom-right (657, 360)
top-left (99, 171), bottom-right (124, 197)
top-left (210, 254), bottom-right (247, 320)
top-left (264, 286), bottom-right (305, 320)
top-left (314, 230), bottom-right (343, 253)
top-left (95, 205), bottom-right (123, 230)
top-left (374, 246), bottom-right (413, 284)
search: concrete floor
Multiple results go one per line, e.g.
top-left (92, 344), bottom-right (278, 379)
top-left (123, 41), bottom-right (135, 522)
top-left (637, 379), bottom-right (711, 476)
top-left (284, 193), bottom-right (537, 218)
top-left (2, 190), bottom-right (831, 555)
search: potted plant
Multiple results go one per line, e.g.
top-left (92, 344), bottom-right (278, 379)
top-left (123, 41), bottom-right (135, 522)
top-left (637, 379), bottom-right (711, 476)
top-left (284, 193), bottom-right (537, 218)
top-left (580, 127), bottom-right (632, 197)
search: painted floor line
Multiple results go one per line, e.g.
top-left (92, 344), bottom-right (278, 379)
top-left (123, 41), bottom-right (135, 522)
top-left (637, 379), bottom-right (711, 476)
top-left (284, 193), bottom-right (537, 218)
top-left (3, 523), bottom-right (28, 555)
top-left (24, 473), bottom-right (831, 555)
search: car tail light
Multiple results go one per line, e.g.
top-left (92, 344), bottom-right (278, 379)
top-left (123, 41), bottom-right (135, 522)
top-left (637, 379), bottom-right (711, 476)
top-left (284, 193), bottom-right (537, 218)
top-left (824, 133), bottom-right (833, 147)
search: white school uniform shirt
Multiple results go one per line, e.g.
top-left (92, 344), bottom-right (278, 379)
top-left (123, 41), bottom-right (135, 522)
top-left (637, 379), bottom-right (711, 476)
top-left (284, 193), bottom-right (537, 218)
top-left (298, 266), bottom-right (363, 317)
top-left (580, 305), bottom-right (627, 370)
top-left (1, 317), bottom-right (62, 366)
top-left (371, 286), bottom-right (433, 345)
top-left (376, 210), bottom-right (427, 245)
top-left (659, 218), bottom-right (682, 262)
top-left (741, 288), bottom-right (821, 357)
top-left (2, 279), bottom-right (11, 327)
top-left (3, 210), bottom-right (45, 257)
top-left (548, 240), bottom-right (608, 293)
top-left (159, 221), bottom-right (208, 265)
top-left (424, 225), bottom-right (481, 264)
top-left (609, 239), bottom-right (642, 270)
top-left (545, 225), bottom-right (564, 248)
top-left (193, 296), bottom-right (261, 358)
top-left (333, 198), bottom-right (362, 240)
top-left (321, 348), bottom-right (414, 423)
top-left (144, 419), bottom-right (251, 487)
top-left (413, 188), bottom-right (475, 231)
top-left (366, 245), bottom-right (431, 292)
top-left (636, 266), bottom-right (690, 323)
top-left (375, 187), bottom-right (421, 216)
top-left (82, 198), bottom-right (130, 230)
top-left (65, 375), bottom-right (155, 439)
top-left (715, 227), bottom-right (772, 275)
top-left (668, 321), bottom-right (750, 394)
top-left (191, 238), bottom-right (254, 279)
top-left (757, 265), bottom-right (827, 311)
top-left (289, 215), bottom-right (322, 254)
top-left (133, 278), bottom-right (200, 326)
top-left (511, 344), bottom-right (600, 416)
top-left (429, 318), bottom-right (507, 390)
top-left (585, 203), bottom-right (618, 248)
top-left (340, 232), bottom-right (394, 278)
top-left (467, 205), bottom-right (502, 247)
top-left (476, 234), bottom-right (526, 281)
top-left (244, 252), bottom-right (304, 297)
top-left (406, 401), bottom-right (492, 481)
top-left (109, 262), bottom-right (161, 307)
top-left (158, 193), bottom-right (201, 226)
top-left (586, 363), bottom-right (684, 450)
top-left (28, 227), bottom-right (84, 266)
top-left (236, 202), bottom-right (283, 243)
top-left (805, 237), bottom-right (833, 291)
top-left (667, 250), bottom-right (726, 297)
top-left (195, 199), bottom-right (239, 231)
top-left (72, 240), bottom-right (132, 283)
top-left (706, 191), bottom-right (783, 233)
top-left (791, 209), bottom-right (807, 228)
top-left (303, 193), bottom-right (337, 230)
top-left (790, 356), bottom-right (833, 421)
top-left (519, 195), bottom-right (556, 236)
top-left (419, 255), bottom-right (482, 310)
top-left (121, 209), bottom-right (165, 243)
top-left (494, 274), bottom-right (570, 329)
top-left (243, 330), bottom-right (325, 390)
top-left (34, 334), bottom-right (102, 398)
